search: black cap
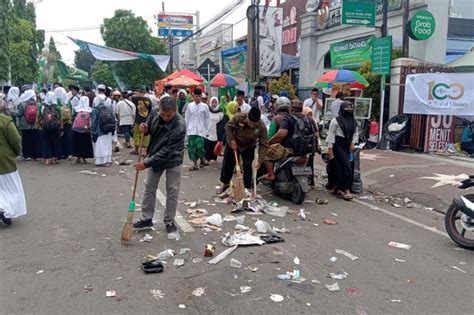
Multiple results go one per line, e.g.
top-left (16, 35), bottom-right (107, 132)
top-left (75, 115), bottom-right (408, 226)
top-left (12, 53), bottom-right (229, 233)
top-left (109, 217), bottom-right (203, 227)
top-left (236, 90), bottom-right (245, 97)
top-left (194, 88), bottom-right (202, 96)
top-left (248, 106), bottom-right (261, 122)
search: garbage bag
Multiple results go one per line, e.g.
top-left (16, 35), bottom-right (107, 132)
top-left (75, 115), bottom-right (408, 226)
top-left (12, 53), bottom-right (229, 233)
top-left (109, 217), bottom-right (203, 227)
top-left (351, 148), bottom-right (363, 194)
top-left (377, 115), bottom-right (409, 151)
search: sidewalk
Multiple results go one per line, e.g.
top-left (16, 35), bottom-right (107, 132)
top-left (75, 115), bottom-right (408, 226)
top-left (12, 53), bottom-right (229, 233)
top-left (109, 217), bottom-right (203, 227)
top-left (316, 150), bottom-right (474, 212)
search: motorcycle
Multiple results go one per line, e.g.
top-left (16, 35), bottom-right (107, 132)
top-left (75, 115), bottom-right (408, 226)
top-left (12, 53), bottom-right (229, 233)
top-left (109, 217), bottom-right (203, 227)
top-left (444, 175), bottom-right (474, 249)
top-left (258, 155), bottom-right (312, 204)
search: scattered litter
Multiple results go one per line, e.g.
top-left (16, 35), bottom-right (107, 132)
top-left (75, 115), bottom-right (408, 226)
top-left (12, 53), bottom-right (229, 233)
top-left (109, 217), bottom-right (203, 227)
top-left (294, 257), bottom-right (300, 265)
top-left (119, 170), bottom-right (126, 174)
top-left (204, 244), bottom-right (215, 257)
top-left (389, 174), bottom-right (395, 178)
top-left (188, 202), bottom-right (198, 208)
top-left (178, 248), bottom-right (191, 255)
top-left (329, 256), bottom-right (338, 263)
top-left (222, 231), bottom-right (265, 247)
top-left (84, 284), bottom-right (93, 293)
top-left (272, 225), bottom-right (290, 233)
top-left (313, 223), bottom-right (319, 227)
top-left (142, 258), bottom-right (164, 274)
top-left (206, 213), bottom-right (223, 226)
top-left (78, 170), bottom-right (98, 175)
top-left (270, 294), bottom-right (284, 302)
top-left (261, 235), bottom-right (284, 243)
top-left (240, 286), bottom-right (252, 293)
top-left (178, 304), bottom-right (186, 309)
top-left (392, 204), bottom-right (402, 208)
top-left (192, 258), bottom-right (203, 264)
top-left (187, 208), bottom-right (208, 218)
top-left (235, 215), bottom-right (245, 224)
top-left (192, 287), bottom-right (205, 297)
top-left (223, 215), bottom-right (236, 222)
top-left (424, 207), bottom-right (434, 211)
top-left (335, 249), bottom-right (359, 261)
top-left (346, 288), bottom-right (360, 295)
top-left (116, 277), bottom-right (123, 280)
top-left (36, 270), bottom-right (44, 275)
top-left (395, 258), bottom-right (406, 263)
top-left (255, 220), bottom-right (276, 234)
top-left (173, 259), bottom-right (185, 267)
top-left (330, 212), bottom-right (339, 217)
top-left (451, 266), bottom-right (466, 273)
top-left (322, 219), bottom-right (338, 225)
top-left (234, 224), bottom-right (250, 231)
top-left (208, 246), bottom-right (238, 265)
top-left (189, 217), bottom-right (207, 225)
top-left (140, 234), bottom-right (153, 242)
top-left (388, 299), bottom-right (402, 303)
top-left (316, 198), bottom-right (329, 205)
top-left (247, 266), bottom-right (259, 272)
top-left (119, 159), bottom-right (133, 165)
top-left (229, 258), bottom-right (242, 269)
top-left (263, 204), bottom-right (289, 217)
top-left (328, 271), bottom-right (348, 280)
top-left (388, 242), bottom-right (412, 250)
top-left (101, 174), bottom-right (107, 177)
top-left (90, 248), bottom-right (96, 252)
top-left (156, 249), bottom-right (175, 260)
top-left (459, 261), bottom-right (467, 266)
top-left (299, 209), bottom-right (306, 220)
top-left (311, 279), bottom-right (321, 284)
top-left (306, 303), bottom-right (311, 306)
top-left (325, 283), bottom-right (340, 292)
top-left (106, 290), bottom-right (116, 297)
top-left (150, 289), bottom-right (164, 299)
top-left (278, 269), bottom-right (301, 281)
top-left (404, 198), bottom-right (411, 203)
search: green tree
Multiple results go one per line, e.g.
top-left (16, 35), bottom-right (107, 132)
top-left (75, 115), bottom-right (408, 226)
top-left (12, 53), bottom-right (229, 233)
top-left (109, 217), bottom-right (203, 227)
top-left (357, 61), bottom-right (381, 120)
top-left (9, 18), bottom-right (38, 85)
top-left (0, 0), bottom-right (12, 81)
top-left (91, 61), bottom-right (115, 87)
top-left (74, 48), bottom-right (95, 76)
top-left (268, 73), bottom-right (296, 100)
top-left (100, 9), bottom-right (167, 88)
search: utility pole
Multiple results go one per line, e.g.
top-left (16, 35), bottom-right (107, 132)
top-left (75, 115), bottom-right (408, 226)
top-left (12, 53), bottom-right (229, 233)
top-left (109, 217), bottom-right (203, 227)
top-left (402, 0), bottom-right (410, 57)
top-left (163, 1), bottom-right (173, 73)
top-left (379, 0), bottom-right (389, 138)
top-left (255, 0), bottom-right (260, 83)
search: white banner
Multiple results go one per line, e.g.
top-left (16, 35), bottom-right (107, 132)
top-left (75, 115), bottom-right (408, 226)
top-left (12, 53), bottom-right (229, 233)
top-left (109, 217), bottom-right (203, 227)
top-left (403, 73), bottom-right (474, 116)
top-left (259, 7), bottom-right (283, 77)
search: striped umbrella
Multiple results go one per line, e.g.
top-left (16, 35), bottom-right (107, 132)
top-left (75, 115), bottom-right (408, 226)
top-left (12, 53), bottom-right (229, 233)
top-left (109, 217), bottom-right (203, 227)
top-left (315, 69), bottom-right (369, 89)
top-left (210, 73), bottom-right (239, 87)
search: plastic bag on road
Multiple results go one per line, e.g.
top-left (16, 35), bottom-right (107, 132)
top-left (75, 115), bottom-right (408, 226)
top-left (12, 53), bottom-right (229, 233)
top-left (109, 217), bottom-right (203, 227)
top-left (377, 115), bottom-right (409, 151)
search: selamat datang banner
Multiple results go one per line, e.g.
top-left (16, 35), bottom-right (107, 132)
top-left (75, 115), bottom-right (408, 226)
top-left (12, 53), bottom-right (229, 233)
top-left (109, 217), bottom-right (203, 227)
top-left (403, 73), bottom-right (474, 116)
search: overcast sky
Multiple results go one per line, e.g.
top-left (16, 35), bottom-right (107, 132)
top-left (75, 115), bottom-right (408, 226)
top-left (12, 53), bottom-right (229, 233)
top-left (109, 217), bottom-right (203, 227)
top-left (36, 0), bottom-right (251, 64)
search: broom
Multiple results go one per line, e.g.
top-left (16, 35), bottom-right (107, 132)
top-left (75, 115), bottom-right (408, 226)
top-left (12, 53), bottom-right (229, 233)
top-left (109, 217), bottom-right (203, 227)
top-left (253, 142), bottom-right (259, 198)
top-left (121, 132), bottom-right (145, 242)
top-left (233, 149), bottom-right (245, 201)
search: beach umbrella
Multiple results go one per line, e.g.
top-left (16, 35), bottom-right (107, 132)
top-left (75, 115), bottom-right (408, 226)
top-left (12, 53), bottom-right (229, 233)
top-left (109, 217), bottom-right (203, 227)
top-left (315, 69), bottom-right (369, 89)
top-left (210, 73), bottom-right (239, 87)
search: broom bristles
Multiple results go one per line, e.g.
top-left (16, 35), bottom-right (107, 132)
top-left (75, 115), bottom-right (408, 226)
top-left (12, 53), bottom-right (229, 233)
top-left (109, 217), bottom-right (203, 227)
top-left (121, 205), bottom-right (135, 242)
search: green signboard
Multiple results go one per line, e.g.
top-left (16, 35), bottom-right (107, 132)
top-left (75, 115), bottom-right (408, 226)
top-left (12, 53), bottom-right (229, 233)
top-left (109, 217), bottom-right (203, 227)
top-left (372, 36), bottom-right (392, 75)
top-left (408, 10), bottom-right (436, 40)
top-left (330, 36), bottom-right (374, 69)
top-left (342, 0), bottom-right (376, 27)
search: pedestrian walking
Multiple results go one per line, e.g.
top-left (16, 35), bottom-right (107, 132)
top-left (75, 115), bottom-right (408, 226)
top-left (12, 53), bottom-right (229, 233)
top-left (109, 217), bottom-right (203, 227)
top-left (39, 92), bottom-right (62, 165)
top-left (177, 89), bottom-right (187, 116)
top-left (204, 97), bottom-right (224, 163)
top-left (185, 88), bottom-right (211, 171)
top-left (91, 95), bottom-right (115, 166)
top-left (326, 101), bottom-right (358, 201)
top-left (133, 96), bottom-right (186, 240)
top-left (329, 92), bottom-right (344, 120)
top-left (72, 96), bottom-right (94, 163)
top-left (116, 92), bottom-right (136, 149)
top-left (68, 84), bottom-right (81, 112)
top-left (0, 100), bottom-right (27, 226)
top-left (303, 88), bottom-right (323, 123)
top-left (131, 86), bottom-right (152, 155)
top-left (84, 86), bottom-right (95, 107)
top-left (54, 87), bottom-right (73, 160)
top-left (218, 107), bottom-right (268, 193)
top-left (302, 106), bottom-right (319, 187)
top-left (6, 86), bottom-right (19, 126)
top-left (17, 89), bottom-right (41, 160)
top-left (235, 90), bottom-right (251, 113)
top-left (111, 90), bottom-right (121, 152)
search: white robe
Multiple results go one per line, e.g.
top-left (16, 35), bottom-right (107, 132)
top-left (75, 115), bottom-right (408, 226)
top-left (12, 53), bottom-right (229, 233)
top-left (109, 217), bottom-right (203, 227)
top-left (93, 133), bottom-right (113, 165)
top-left (0, 171), bottom-right (27, 219)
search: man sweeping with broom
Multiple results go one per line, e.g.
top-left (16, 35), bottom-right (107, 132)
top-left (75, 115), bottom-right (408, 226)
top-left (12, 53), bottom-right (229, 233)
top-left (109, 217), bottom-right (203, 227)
top-left (129, 96), bottom-right (186, 240)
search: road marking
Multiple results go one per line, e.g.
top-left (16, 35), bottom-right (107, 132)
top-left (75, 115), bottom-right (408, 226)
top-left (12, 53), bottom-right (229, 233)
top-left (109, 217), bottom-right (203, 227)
top-left (354, 199), bottom-right (449, 239)
top-left (156, 188), bottom-right (195, 233)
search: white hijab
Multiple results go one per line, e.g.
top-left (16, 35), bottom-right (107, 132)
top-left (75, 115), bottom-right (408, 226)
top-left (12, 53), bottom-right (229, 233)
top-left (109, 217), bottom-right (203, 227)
top-left (18, 90), bottom-right (37, 103)
top-left (76, 96), bottom-right (92, 113)
top-left (7, 87), bottom-right (20, 102)
top-left (54, 87), bottom-right (69, 106)
top-left (44, 91), bottom-right (56, 105)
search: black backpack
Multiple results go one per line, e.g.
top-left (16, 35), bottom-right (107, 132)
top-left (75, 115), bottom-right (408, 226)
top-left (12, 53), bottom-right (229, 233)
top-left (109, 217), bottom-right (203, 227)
top-left (97, 105), bottom-right (116, 133)
top-left (290, 115), bottom-right (316, 154)
top-left (42, 104), bottom-right (60, 132)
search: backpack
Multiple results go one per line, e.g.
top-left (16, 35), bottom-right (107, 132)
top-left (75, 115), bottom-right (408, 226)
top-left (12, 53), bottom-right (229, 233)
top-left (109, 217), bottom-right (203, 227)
top-left (42, 105), bottom-right (60, 132)
top-left (97, 105), bottom-right (116, 133)
top-left (72, 111), bottom-right (91, 132)
top-left (24, 101), bottom-right (38, 124)
top-left (290, 115), bottom-right (316, 154)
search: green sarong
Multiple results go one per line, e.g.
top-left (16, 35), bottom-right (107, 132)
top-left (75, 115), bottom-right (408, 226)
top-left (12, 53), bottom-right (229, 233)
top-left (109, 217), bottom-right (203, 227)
top-left (188, 135), bottom-right (205, 161)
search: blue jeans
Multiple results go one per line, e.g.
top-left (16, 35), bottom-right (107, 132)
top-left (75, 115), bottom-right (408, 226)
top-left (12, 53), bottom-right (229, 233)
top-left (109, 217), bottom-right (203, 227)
top-left (120, 125), bottom-right (133, 144)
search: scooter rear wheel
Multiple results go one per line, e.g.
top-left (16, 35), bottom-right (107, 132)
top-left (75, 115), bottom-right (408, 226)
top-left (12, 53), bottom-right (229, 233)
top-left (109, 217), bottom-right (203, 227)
top-left (291, 180), bottom-right (305, 205)
top-left (445, 194), bottom-right (474, 249)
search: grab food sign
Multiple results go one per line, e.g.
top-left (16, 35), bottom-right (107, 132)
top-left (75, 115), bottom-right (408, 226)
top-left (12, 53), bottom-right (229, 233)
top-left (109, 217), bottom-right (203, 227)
top-left (408, 10), bottom-right (435, 40)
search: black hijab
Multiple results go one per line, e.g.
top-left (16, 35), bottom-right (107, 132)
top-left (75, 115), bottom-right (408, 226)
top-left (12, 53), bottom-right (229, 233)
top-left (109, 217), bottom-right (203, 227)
top-left (336, 101), bottom-right (356, 142)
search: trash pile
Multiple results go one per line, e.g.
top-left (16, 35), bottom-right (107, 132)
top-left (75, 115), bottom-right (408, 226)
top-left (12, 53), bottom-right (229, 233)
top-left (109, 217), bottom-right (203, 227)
top-left (360, 192), bottom-right (423, 209)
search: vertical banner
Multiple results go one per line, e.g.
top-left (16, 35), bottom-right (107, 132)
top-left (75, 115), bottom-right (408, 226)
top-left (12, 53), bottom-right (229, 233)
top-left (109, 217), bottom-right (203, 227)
top-left (221, 45), bottom-right (247, 79)
top-left (424, 115), bottom-right (455, 152)
top-left (259, 6), bottom-right (283, 77)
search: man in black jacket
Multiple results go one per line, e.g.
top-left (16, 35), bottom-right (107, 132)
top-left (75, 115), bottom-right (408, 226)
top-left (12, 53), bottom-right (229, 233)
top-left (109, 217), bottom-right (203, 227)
top-left (133, 97), bottom-right (186, 240)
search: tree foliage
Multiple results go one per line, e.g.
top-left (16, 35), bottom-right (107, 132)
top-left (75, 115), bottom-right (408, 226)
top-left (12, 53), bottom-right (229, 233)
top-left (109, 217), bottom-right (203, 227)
top-left (0, 0), bottom-right (12, 81)
top-left (91, 61), bottom-right (115, 88)
top-left (268, 73), bottom-right (296, 100)
top-left (99, 9), bottom-right (168, 89)
top-left (74, 48), bottom-right (95, 75)
top-left (357, 61), bottom-right (381, 120)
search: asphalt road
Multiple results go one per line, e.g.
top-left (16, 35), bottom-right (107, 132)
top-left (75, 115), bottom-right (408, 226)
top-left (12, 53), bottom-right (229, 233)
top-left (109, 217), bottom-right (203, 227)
top-left (1, 150), bottom-right (472, 314)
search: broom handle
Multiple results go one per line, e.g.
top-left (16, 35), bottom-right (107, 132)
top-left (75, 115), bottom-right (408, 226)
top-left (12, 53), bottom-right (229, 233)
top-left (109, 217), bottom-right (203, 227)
top-left (131, 132), bottom-right (145, 202)
top-left (233, 149), bottom-right (241, 173)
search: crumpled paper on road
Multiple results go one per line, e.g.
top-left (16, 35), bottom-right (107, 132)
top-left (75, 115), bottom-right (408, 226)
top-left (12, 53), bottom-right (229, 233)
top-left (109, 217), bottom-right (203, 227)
top-left (222, 231), bottom-right (265, 247)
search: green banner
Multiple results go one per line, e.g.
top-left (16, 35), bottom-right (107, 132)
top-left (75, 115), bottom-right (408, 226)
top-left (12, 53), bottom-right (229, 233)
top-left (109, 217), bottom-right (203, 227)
top-left (221, 45), bottom-right (247, 79)
top-left (372, 36), bottom-right (392, 75)
top-left (56, 60), bottom-right (89, 81)
top-left (330, 36), bottom-right (373, 69)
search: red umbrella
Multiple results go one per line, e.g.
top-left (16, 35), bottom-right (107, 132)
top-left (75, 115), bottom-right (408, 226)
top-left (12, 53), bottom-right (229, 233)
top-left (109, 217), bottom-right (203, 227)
top-left (167, 75), bottom-right (201, 87)
top-left (211, 73), bottom-right (239, 87)
top-left (166, 69), bottom-right (204, 83)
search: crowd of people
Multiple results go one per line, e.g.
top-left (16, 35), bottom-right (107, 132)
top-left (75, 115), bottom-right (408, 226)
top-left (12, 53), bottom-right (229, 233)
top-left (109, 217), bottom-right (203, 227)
top-left (0, 82), bottom-right (360, 231)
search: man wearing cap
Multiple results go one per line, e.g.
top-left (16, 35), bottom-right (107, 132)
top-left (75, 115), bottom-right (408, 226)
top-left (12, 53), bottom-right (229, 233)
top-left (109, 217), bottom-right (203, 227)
top-left (185, 88), bottom-right (210, 171)
top-left (93, 84), bottom-right (112, 107)
top-left (218, 107), bottom-right (268, 193)
top-left (117, 92), bottom-right (136, 148)
top-left (235, 90), bottom-right (251, 113)
top-left (131, 86), bottom-right (152, 155)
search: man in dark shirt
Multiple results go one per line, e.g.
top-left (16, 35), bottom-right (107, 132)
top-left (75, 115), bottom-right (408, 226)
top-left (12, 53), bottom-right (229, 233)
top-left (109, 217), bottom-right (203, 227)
top-left (84, 86), bottom-right (95, 108)
top-left (131, 86), bottom-right (152, 155)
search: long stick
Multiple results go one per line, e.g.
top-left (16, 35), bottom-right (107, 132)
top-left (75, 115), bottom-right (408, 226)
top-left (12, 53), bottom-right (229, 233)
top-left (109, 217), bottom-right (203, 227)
top-left (131, 133), bottom-right (145, 201)
top-left (253, 142), bottom-right (258, 197)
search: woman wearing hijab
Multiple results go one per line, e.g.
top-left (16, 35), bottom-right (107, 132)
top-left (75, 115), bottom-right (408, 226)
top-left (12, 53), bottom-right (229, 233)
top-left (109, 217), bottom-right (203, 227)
top-left (326, 101), bottom-right (358, 200)
top-left (204, 97), bottom-right (225, 163)
top-left (17, 89), bottom-right (41, 160)
top-left (302, 106), bottom-right (319, 187)
top-left (0, 100), bottom-right (27, 226)
top-left (6, 86), bottom-right (19, 124)
top-left (177, 89), bottom-right (187, 115)
top-left (54, 87), bottom-right (73, 160)
top-left (91, 95), bottom-right (113, 166)
top-left (225, 101), bottom-right (238, 121)
top-left (72, 96), bottom-right (94, 164)
top-left (38, 92), bottom-right (62, 165)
